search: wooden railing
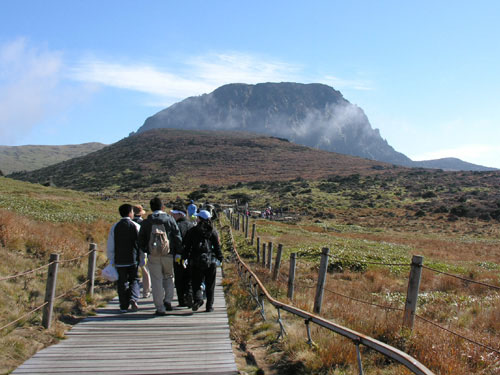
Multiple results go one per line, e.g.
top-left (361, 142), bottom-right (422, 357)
top-left (225, 212), bottom-right (434, 375)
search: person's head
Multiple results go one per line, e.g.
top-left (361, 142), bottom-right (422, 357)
top-left (170, 206), bottom-right (186, 221)
top-left (150, 197), bottom-right (163, 212)
top-left (133, 205), bottom-right (145, 217)
top-left (195, 209), bottom-right (211, 222)
top-left (119, 203), bottom-right (134, 218)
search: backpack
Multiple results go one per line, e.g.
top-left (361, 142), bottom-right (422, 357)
top-left (193, 239), bottom-right (214, 270)
top-left (148, 222), bottom-right (170, 256)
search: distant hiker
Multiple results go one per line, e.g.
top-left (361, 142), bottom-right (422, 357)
top-left (106, 204), bottom-right (143, 313)
top-left (182, 210), bottom-right (223, 313)
top-left (171, 206), bottom-right (194, 307)
top-left (138, 197), bottom-right (183, 316)
top-left (187, 200), bottom-right (197, 222)
top-left (133, 204), bottom-right (151, 298)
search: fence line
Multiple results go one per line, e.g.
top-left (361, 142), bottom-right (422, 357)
top-left (227, 227), bottom-right (434, 375)
top-left (229, 210), bottom-right (500, 360)
top-left (422, 265), bottom-right (500, 291)
top-left (0, 262), bottom-right (55, 281)
top-left (415, 314), bottom-right (500, 355)
top-left (323, 286), bottom-right (405, 312)
top-left (0, 302), bottom-right (49, 331)
top-left (0, 243), bottom-right (98, 331)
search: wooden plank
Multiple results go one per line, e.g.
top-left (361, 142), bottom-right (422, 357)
top-left (13, 268), bottom-right (238, 375)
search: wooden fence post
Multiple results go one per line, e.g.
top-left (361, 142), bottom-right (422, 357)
top-left (251, 223), bottom-right (256, 245)
top-left (245, 216), bottom-right (249, 238)
top-left (287, 253), bottom-right (296, 300)
top-left (262, 243), bottom-right (266, 267)
top-left (273, 244), bottom-right (283, 281)
top-left (314, 248), bottom-right (330, 314)
top-left (42, 253), bottom-right (60, 329)
top-left (86, 243), bottom-right (97, 298)
top-left (267, 242), bottom-right (273, 271)
top-left (403, 255), bottom-right (424, 330)
top-left (256, 237), bottom-right (261, 263)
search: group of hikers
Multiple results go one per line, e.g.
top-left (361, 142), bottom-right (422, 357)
top-left (106, 197), bottom-right (223, 316)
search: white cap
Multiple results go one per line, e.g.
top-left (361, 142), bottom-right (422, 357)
top-left (195, 210), bottom-right (211, 220)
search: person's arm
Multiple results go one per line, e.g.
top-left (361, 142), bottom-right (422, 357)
top-left (138, 220), bottom-right (149, 253)
top-left (106, 223), bottom-right (116, 265)
top-left (211, 230), bottom-right (223, 262)
top-left (166, 218), bottom-right (183, 254)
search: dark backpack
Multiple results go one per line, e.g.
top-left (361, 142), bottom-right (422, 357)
top-left (194, 239), bottom-right (214, 270)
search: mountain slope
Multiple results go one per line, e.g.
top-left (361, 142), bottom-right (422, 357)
top-left (412, 158), bottom-right (498, 171)
top-left (0, 143), bottom-right (106, 174)
top-left (8, 129), bottom-right (400, 192)
top-left (137, 82), bottom-right (412, 166)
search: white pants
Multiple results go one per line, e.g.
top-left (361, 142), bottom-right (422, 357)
top-left (141, 264), bottom-right (151, 297)
top-left (148, 255), bottom-right (174, 312)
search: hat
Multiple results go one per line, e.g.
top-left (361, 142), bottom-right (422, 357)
top-left (133, 205), bottom-right (146, 216)
top-left (195, 209), bottom-right (211, 220)
top-left (171, 206), bottom-right (186, 216)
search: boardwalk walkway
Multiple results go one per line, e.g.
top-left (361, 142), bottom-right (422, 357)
top-left (13, 268), bottom-right (238, 375)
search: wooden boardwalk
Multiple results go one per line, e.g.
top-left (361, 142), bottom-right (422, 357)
top-left (13, 268), bottom-right (238, 375)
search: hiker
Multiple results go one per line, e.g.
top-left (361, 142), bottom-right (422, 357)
top-left (182, 210), bottom-right (223, 313)
top-left (106, 203), bottom-right (143, 313)
top-left (187, 200), bottom-right (197, 222)
top-left (171, 206), bottom-right (194, 307)
top-left (132, 205), bottom-right (151, 298)
top-left (138, 197), bottom-right (182, 316)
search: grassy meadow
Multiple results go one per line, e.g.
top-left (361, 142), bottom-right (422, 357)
top-left (1, 168), bottom-right (499, 374)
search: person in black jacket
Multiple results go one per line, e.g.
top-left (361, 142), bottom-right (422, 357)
top-left (182, 210), bottom-right (223, 312)
top-left (138, 197), bottom-right (182, 316)
top-left (171, 206), bottom-right (194, 307)
top-left (106, 204), bottom-right (143, 313)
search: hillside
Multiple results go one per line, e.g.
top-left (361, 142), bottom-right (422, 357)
top-left (412, 157), bottom-right (498, 171)
top-left (8, 129), bottom-right (399, 192)
top-left (0, 143), bottom-right (106, 174)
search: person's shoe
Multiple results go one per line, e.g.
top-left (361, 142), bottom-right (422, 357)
top-left (164, 302), bottom-right (173, 311)
top-left (154, 310), bottom-right (166, 316)
top-left (205, 306), bottom-right (214, 312)
top-left (192, 300), bottom-right (203, 311)
top-left (130, 301), bottom-right (139, 312)
top-left (142, 292), bottom-right (151, 298)
top-left (119, 309), bottom-right (128, 313)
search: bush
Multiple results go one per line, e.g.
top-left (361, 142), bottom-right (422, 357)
top-left (422, 191), bottom-right (437, 198)
top-left (450, 205), bottom-right (468, 217)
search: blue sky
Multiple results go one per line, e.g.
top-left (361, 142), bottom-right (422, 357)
top-left (1, 1), bottom-right (499, 168)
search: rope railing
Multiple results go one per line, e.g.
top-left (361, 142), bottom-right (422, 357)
top-left (0, 243), bottom-right (98, 331)
top-left (0, 262), bottom-right (55, 281)
top-left (226, 224), bottom-right (434, 375)
top-left (0, 302), bottom-right (49, 331)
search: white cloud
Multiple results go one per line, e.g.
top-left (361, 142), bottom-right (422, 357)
top-left (69, 52), bottom-right (368, 106)
top-left (411, 144), bottom-right (500, 168)
top-left (0, 38), bottom-right (90, 145)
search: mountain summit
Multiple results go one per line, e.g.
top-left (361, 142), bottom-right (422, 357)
top-left (137, 82), bottom-right (412, 166)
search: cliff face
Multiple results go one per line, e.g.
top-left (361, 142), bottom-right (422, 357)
top-left (137, 82), bottom-right (412, 166)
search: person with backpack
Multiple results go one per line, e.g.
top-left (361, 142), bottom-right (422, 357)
top-left (106, 204), bottom-right (143, 313)
top-left (132, 205), bottom-right (151, 299)
top-left (182, 209), bottom-right (223, 312)
top-left (138, 197), bottom-right (182, 316)
top-left (170, 206), bottom-right (194, 307)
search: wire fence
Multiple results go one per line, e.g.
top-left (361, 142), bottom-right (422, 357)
top-left (243, 222), bottom-right (500, 358)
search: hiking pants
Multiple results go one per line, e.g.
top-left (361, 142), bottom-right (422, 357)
top-left (174, 262), bottom-right (192, 306)
top-left (116, 264), bottom-right (140, 310)
top-left (148, 255), bottom-right (174, 312)
top-left (192, 263), bottom-right (217, 309)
